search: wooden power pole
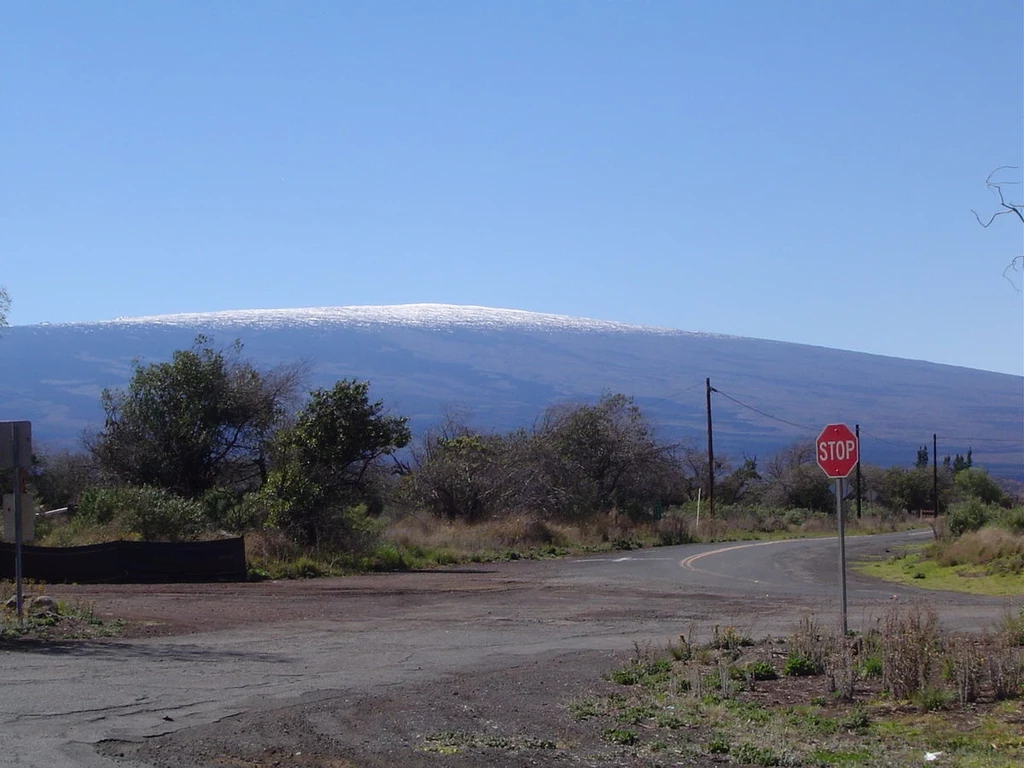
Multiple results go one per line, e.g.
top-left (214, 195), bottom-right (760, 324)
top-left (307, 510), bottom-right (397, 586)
top-left (706, 378), bottom-right (715, 518)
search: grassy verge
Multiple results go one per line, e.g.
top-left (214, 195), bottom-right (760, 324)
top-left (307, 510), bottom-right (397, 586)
top-left (857, 553), bottom-right (1024, 597)
top-left (572, 609), bottom-right (1024, 767)
top-left (245, 507), bottom-right (918, 579)
top-left (856, 525), bottom-right (1024, 597)
top-left (33, 502), bottom-right (920, 580)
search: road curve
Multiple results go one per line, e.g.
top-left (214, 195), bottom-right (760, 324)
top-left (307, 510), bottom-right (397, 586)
top-left (1, 530), bottom-right (1012, 767)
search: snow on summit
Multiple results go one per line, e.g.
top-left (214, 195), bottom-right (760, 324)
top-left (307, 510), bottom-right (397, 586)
top-left (95, 304), bottom-right (687, 336)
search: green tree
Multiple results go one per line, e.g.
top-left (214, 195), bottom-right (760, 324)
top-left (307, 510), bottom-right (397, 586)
top-left (717, 456), bottom-right (763, 506)
top-left (952, 449), bottom-right (973, 473)
top-left (408, 428), bottom-right (511, 522)
top-left (266, 379), bottom-right (410, 547)
top-left (89, 337), bottom-right (302, 497)
top-left (915, 445), bottom-right (929, 469)
top-left (533, 393), bottom-right (684, 520)
top-left (953, 467), bottom-right (1006, 506)
top-left (30, 450), bottom-right (100, 510)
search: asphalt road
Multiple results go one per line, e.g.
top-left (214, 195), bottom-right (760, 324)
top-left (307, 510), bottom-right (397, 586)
top-left (1, 530), bottom-right (1013, 767)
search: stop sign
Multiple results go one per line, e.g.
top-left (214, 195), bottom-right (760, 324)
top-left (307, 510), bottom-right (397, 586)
top-left (816, 423), bottom-right (859, 478)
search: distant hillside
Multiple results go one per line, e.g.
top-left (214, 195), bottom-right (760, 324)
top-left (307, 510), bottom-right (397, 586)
top-left (2, 304), bottom-right (1021, 478)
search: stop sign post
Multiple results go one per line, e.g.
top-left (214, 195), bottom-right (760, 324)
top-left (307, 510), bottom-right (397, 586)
top-left (816, 423), bottom-right (859, 635)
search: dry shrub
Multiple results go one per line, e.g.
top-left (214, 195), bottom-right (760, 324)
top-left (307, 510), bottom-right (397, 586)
top-left (788, 615), bottom-right (830, 674)
top-left (853, 512), bottom-right (905, 534)
top-left (881, 605), bottom-right (941, 700)
top-left (825, 637), bottom-right (857, 700)
top-left (655, 513), bottom-right (694, 545)
top-left (245, 529), bottom-right (300, 562)
top-left (488, 516), bottom-right (570, 548)
top-left (996, 608), bottom-right (1024, 647)
top-left (386, 513), bottom-right (578, 555)
top-left (798, 515), bottom-right (837, 536)
top-left (944, 634), bottom-right (982, 706)
top-left (937, 527), bottom-right (1024, 568)
top-left (988, 641), bottom-right (1024, 700)
top-left (576, 513), bottom-right (660, 548)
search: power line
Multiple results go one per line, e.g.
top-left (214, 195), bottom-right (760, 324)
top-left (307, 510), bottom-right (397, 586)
top-left (711, 388), bottom-right (816, 433)
top-left (663, 380), bottom-right (705, 400)
top-left (678, 380), bottom-right (1020, 454)
top-left (937, 435), bottom-right (1024, 444)
top-left (857, 428), bottom-right (916, 447)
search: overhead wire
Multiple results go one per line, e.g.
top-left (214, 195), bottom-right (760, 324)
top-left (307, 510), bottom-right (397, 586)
top-left (663, 380), bottom-right (706, 400)
top-left (660, 381), bottom-right (1019, 459)
top-left (711, 387), bottom-right (817, 433)
top-left (856, 428), bottom-right (916, 447)
top-left (937, 435), bottom-right (1023, 444)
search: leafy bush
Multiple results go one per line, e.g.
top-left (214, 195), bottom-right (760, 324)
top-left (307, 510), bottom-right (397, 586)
top-left (707, 737), bottom-right (730, 754)
top-left (954, 468), bottom-right (1007, 506)
top-left (609, 658), bottom-right (672, 687)
top-left (710, 625), bottom-right (754, 650)
top-left (602, 728), bottom-right (638, 745)
top-left (745, 660), bottom-right (778, 680)
top-left (860, 655), bottom-right (883, 678)
top-left (838, 709), bottom-right (870, 730)
top-left (996, 506), bottom-right (1024, 535)
top-left (783, 654), bottom-right (819, 677)
top-left (946, 498), bottom-right (993, 538)
top-left (77, 486), bottom-right (206, 541)
top-left (732, 743), bottom-right (782, 766)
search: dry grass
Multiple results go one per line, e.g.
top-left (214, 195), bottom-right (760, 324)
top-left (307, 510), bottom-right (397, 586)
top-left (245, 529), bottom-right (303, 564)
top-left (376, 506), bottom-right (921, 572)
top-left (690, 505), bottom-right (912, 541)
top-left (880, 605), bottom-right (942, 701)
top-left (384, 512), bottom-right (673, 559)
top-left (577, 609), bottom-right (1024, 766)
top-left (937, 527), bottom-right (1024, 569)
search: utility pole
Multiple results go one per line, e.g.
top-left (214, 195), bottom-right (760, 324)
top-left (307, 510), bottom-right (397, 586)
top-left (933, 433), bottom-right (938, 516)
top-left (706, 378), bottom-right (715, 518)
top-left (855, 424), bottom-right (862, 519)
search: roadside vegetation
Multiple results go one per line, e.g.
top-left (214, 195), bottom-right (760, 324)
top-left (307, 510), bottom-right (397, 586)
top-left (1, 582), bottom-right (125, 642)
top-left (6, 337), bottom-right (1020, 584)
top-left (856, 469), bottom-right (1024, 596)
top-left (572, 607), bottom-right (1024, 766)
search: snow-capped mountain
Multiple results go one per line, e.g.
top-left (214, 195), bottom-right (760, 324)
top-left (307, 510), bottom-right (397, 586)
top-left (2, 304), bottom-right (1022, 478)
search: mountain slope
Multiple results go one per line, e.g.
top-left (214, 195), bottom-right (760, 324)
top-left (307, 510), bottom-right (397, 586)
top-left (2, 304), bottom-right (1021, 478)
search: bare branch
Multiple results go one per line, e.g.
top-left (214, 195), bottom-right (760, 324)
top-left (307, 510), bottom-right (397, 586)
top-left (1004, 255), bottom-right (1024, 293)
top-left (973, 167), bottom-right (1023, 293)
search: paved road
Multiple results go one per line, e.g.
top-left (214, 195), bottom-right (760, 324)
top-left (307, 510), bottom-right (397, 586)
top-left (1, 530), bottom-right (1011, 767)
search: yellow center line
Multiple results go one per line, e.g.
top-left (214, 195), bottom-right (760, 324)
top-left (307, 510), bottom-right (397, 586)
top-left (679, 539), bottom-right (799, 586)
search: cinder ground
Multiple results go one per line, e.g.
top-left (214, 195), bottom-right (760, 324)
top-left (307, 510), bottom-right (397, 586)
top-left (2, 531), bottom-right (1014, 767)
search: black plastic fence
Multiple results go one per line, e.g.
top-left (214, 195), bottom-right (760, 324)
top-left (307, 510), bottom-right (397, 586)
top-left (0, 538), bottom-right (247, 583)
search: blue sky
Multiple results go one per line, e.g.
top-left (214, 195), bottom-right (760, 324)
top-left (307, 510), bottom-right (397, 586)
top-left (2, 1), bottom-right (1022, 375)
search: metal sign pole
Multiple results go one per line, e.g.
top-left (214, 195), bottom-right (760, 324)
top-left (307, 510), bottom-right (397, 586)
top-left (11, 423), bottom-right (24, 622)
top-left (836, 476), bottom-right (847, 636)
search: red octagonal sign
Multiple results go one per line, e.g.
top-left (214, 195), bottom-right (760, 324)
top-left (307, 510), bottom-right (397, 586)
top-left (816, 423), bottom-right (859, 478)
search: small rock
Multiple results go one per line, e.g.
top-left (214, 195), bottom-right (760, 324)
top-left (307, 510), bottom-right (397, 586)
top-left (28, 596), bottom-right (59, 615)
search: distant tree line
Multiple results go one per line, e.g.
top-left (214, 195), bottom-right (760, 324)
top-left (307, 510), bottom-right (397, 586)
top-left (24, 337), bottom-right (1015, 550)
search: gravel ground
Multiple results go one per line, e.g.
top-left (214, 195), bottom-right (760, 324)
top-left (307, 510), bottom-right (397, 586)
top-left (4, 532), bottom-right (1013, 767)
